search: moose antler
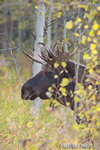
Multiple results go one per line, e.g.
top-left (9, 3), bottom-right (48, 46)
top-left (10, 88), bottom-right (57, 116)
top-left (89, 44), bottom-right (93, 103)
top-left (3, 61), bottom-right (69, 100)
top-left (22, 48), bottom-right (45, 65)
top-left (22, 42), bottom-right (77, 66)
top-left (38, 43), bottom-right (77, 66)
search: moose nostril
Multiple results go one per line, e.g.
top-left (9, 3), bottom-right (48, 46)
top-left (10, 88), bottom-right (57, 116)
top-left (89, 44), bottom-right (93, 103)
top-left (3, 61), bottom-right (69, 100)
top-left (21, 84), bottom-right (31, 99)
top-left (22, 90), bottom-right (29, 99)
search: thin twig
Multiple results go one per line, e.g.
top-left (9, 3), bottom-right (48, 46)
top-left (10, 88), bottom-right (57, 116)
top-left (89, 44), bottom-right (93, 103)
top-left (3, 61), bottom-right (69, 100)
top-left (9, 48), bottom-right (23, 84)
top-left (0, 46), bottom-right (21, 51)
top-left (81, 47), bottom-right (90, 52)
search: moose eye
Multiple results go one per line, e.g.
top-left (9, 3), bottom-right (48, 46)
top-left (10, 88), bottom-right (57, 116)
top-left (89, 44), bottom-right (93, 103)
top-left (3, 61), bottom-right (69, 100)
top-left (45, 71), bottom-right (53, 78)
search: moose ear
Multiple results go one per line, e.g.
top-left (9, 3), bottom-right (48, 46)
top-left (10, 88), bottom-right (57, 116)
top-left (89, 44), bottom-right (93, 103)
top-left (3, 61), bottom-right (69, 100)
top-left (54, 45), bottom-right (60, 56)
top-left (40, 47), bottom-right (48, 59)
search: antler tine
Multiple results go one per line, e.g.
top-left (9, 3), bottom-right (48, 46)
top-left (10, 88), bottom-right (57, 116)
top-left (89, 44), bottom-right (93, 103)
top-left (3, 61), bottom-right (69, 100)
top-left (22, 49), bottom-right (44, 65)
top-left (62, 45), bottom-right (64, 53)
top-left (69, 47), bottom-right (77, 58)
top-left (49, 50), bottom-right (55, 58)
top-left (48, 42), bottom-right (59, 58)
top-left (29, 48), bottom-right (34, 55)
top-left (51, 42), bottom-right (57, 52)
top-left (38, 54), bottom-right (54, 66)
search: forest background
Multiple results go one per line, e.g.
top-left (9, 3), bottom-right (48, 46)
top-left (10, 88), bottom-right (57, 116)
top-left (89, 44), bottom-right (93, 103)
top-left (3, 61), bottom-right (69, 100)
top-left (0, 0), bottom-right (100, 149)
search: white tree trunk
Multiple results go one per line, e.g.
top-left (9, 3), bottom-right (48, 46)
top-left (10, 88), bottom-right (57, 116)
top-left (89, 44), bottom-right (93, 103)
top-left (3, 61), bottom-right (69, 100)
top-left (47, 1), bottom-right (53, 49)
top-left (63, 9), bottom-right (68, 52)
top-left (54, 20), bottom-right (58, 43)
top-left (31, 2), bottom-right (46, 116)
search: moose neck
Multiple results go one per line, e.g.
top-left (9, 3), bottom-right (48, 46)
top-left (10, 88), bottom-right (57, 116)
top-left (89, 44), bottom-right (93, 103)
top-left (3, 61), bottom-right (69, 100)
top-left (58, 60), bottom-right (86, 110)
top-left (67, 60), bottom-right (86, 83)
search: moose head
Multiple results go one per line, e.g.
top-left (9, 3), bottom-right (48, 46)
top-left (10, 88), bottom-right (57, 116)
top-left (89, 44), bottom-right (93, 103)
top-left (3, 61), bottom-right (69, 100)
top-left (21, 43), bottom-right (86, 108)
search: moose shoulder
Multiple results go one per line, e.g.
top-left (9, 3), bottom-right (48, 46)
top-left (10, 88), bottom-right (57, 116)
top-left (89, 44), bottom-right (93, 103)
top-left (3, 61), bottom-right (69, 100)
top-left (21, 43), bottom-right (87, 110)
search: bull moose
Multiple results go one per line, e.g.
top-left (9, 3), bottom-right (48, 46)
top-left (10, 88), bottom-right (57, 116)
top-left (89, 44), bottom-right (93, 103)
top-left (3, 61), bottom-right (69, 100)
top-left (21, 43), bottom-right (91, 111)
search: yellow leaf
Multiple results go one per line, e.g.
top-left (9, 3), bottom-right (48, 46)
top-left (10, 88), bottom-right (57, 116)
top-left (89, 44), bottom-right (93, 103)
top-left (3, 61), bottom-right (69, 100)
top-left (84, 25), bottom-right (88, 29)
top-left (90, 44), bottom-right (96, 50)
top-left (60, 88), bottom-right (67, 96)
top-left (88, 85), bottom-right (92, 90)
top-left (58, 6), bottom-right (62, 10)
top-left (61, 62), bottom-right (66, 68)
top-left (66, 102), bottom-right (70, 106)
top-left (46, 91), bottom-right (52, 98)
top-left (89, 29), bottom-right (94, 37)
top-left (75, 17), bottom-right (81, 25)
top-left (54, 62), bottom-right (59, 68)
top-left (87, 37), bottom-right (91, 42)
top-left (92, 50), bottom-right (97, 55)
top-left (79, 4), bottom-right (88, 11)
top-left (97, 6), bottom-right (100, 11)
top-left (60, 78), bottom-right (69, 87)
top-left (74, 90), bottom-right (80, 95)
top-left (52, 100), bottom-right (57, 104)
top-left (74, 96), bottom-right (79, 102)
top-left (57, 40), bottom-right (60, 44)
top-left (97, 30), bottom-right (100, 36)
top-left (80, 123), bottom-right (86, 128)
top-left (93, 38), bottom-right (97, 43)
top-left (27, 121), bottom-right (33, 128)
top-left (78, 113), bottom-right (84, 119)
top-left (96, 105), bottom-right (100, 111)
top-left (92, 23), bottom-right (99, 30)
top-left (58, 12), bottom-right (62, 18)
top-left (83, 53), bottom-right (90, 60)
top-left (81, 35), bottom-right (86, 44)
top-left (48, 86), bottom-right (53, 91)
top-left (74, 33), bottom-right (79, 37)
top-left (97, 122), bottom-right (100, 127)
top-left (41, 12), bottom-right (43, 15)
top-left (77, 17), bottom-right (81, 22)
top-left (89, 68), bottom-right (93, 74)
top-left (35, 5), bottom-right (37, 9)
top-left (66, 21), bottom-right (73, 29)
top-left (72, 123), bottom-right (79, 131)
top-left (54, 75), bottom-right (58, 78)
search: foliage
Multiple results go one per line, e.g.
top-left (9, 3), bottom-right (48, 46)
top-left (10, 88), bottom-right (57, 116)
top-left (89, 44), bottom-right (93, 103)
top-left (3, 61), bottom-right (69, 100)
top-left (46, 59), bottom-right (100, 149)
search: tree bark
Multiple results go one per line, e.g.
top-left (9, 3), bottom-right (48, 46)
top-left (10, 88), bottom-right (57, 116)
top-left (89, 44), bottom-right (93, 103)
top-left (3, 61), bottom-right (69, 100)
top-left (47, 1), bottom-right (53, 49)
top-left (63, 9), bottom-right (68, 52)
top-left (31, 2), bottom-right (46, 116)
